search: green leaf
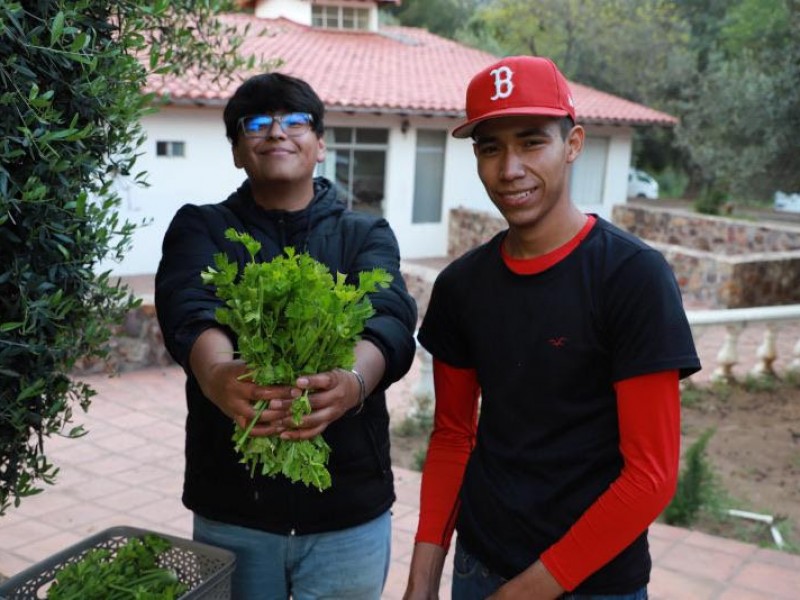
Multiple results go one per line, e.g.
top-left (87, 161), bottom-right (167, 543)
top-left (50, 11), bottom-right (65, 46)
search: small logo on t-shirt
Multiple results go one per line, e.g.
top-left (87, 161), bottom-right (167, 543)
top-left (548, 336), bottom-right (568, 348)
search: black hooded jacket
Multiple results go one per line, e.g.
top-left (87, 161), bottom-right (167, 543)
top-left (155, 177), bottom-right (417, 534)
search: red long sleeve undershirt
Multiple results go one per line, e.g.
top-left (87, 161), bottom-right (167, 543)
top-left (415, 362), bottom-right (680, 591)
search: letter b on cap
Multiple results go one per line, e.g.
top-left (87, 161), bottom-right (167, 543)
top-left (490, 66), bottom-right (514, 101)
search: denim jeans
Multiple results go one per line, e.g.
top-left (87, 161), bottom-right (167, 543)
top-left (193, 511), bottom-right (391, 600)
top-left (451, 539), bottom-right (648, 600)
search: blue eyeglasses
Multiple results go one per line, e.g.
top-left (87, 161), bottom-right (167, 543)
top-left (238, 112), bottom-right (315, 138)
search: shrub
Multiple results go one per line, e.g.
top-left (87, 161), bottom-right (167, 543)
top-left (655, 167), bottom-right (689, 199)
top-left (663, 428), bottom-right (718, 526)
top-left (0, 1), bottom-right (254, 515)
top-left (694, 187), bottom-right (730, 215)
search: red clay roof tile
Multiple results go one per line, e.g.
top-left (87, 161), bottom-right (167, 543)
top-left (145, 15), bottom-right (676, 126)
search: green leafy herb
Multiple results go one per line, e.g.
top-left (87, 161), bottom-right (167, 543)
top-left (46, 534), bottom-right (188, 599)
top-left (201, 229), bottom-right (391, 491)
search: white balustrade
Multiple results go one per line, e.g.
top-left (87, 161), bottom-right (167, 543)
top-left (687, 304), bottom-right (800, 383)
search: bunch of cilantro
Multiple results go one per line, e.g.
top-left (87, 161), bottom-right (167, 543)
top-left (46, 535), bottom-right (187, 599)
top-left (201, 229), bottom-right (391, 492)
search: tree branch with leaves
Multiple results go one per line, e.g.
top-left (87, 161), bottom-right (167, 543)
top-left (0, 0), bottom-right (258, 516)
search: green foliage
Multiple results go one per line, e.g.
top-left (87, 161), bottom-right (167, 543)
top-left (673, 0), bottom-right (800, 200)
top-left (46, 534), bottom-right (187, 599)
top-left (785, 370), bottom-right (800, 388)
top-left (0, 1), bottom-right (253, 515)
top-left (663, 428), bottom-right (718, 526)
top-left (470, 0), bottom-right (694, 105)
top-left (679, 383), bottom-right (705, 408)
top-left (201, 229), bottom-right (392, 491)
top-left (694, 187), bottom-right (729, 215)
top-left (391, 393), bottom-right (435, 472)
top-left (741, 374), bottom-right (779, 393)
top-left (388, 0), bottom-right (486, 39)
top-left (655, 167), bottom-right (690, 199)
top-left (392, 394), bottom-right (433, 438)
top-left (412, 445), bottom-right (429, 472)
top-left (423, 0), bottom-right (800, 202)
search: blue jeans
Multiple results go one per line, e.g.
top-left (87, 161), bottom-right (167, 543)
top-left (451, 539), bottom-right (648, 600)
top-left (193, 511), bottom-right (391, 600)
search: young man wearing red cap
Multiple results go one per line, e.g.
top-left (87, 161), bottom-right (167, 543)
top-left (403, 56), bottom-right (700, 599)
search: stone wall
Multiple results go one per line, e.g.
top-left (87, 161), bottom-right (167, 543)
top-left (448, 207), bottom-right (506, 258)
top-left (72, 299), bottom-right (175, 375)
top-left (400, 262), bottom-right (437, 324)
top-left (447, 203), bottom-right (800, 309)
top-left (612, 204), bottom-right (800, 254)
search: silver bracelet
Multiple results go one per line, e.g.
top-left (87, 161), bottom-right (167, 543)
top-left (350, 368), bottom-right (367, 414)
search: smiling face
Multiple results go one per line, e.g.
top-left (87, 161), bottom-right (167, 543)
top-left (473, 115), bottom-right (584, 241)
top-left (223, 73), bottom-right (327, 211)
top-left (232, 115), bottom-right (326, 210)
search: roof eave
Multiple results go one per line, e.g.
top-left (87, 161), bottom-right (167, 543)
top-left (154, 97), bottom-right (678, 127)
top-left (579, 117), bottom-right (678, 128)
top-left (157, 96), bottom-right (463, 118)
top-left (328, 105), bottom-right (462, 118)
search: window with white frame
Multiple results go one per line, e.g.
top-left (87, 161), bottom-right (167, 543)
top-left (312, 5), bottom-right (369, 30)
top-left (156, 141), bottom-right (185, 157)
top-left (320, 127), bottom-right (388, 216)
top-left (412, 130), bottom-right (446, 224)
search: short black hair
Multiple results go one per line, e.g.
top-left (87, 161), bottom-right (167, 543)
top-left (470, 115), bottom-right (576, 142)
top-left (558, 115), bottom-right (576, 140)
top-left (223, 72), bottom-right (325, 145)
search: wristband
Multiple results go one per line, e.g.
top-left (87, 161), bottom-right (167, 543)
top-left (350, 368), bottom-right (367, 414)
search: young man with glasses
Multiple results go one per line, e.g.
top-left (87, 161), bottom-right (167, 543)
top-left (403, 56), bottom-right (700, 599)
top-left (155, 72), bottom-right (417, 599)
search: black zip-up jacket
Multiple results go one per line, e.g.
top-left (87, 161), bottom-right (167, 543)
top-left (155, 177), bottom-right (417, 534)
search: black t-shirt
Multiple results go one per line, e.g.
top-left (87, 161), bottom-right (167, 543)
top-left (418, 217), bottom-right (701, 593)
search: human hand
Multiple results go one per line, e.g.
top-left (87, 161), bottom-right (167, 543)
top-left (200, 360), bottom-right (294, 436)
top-left (486, 561), bottom-right (563, 600)
top-left (277, 368), bottom-right (361, 440)
top-left (402, 582), bottom-right (440, 600)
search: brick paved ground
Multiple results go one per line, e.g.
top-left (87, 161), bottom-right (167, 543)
top-left (2, 350), bottom-right (800, 598)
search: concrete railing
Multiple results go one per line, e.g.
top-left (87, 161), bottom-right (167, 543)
top-left (687, 304), bottom-right (800, 383)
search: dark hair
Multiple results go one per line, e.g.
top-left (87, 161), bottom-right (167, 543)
top-left (559, 115), bottom-right (576, 140)
top-left (223, 72), bottom-right (325, 144)
top-left (470, 115), bottom-right (576, 142)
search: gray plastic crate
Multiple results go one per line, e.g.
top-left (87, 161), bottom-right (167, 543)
top-left (0, 525), bottom-right (235, 600)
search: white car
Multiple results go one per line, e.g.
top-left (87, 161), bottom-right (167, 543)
top-left (774, 191), bottom-right (800, 213)
top-left (627, 168), bottom-right (659, 200)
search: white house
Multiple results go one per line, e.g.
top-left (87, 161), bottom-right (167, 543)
top-left (103, 0), bottom-right (677, 276)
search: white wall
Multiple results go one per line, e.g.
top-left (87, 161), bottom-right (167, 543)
top-left (97, 107), bottom-right (244, 276)
top-left (604, 126), bottom-right (634, 210)
top-left (254, 0), bottom-right (310, 22)
top-left (395, 116), bottom-right (477, 258)
top-left (589, 124), bottom-right (633, 219)
top-left (443, 134), bottom-right (495, 216)
top-left (254, 0), bottom-right (380, 29)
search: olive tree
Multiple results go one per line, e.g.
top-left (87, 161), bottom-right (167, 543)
top-left (0, 0), bottom-right (255, 515)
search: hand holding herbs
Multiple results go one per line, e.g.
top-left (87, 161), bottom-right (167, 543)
top-left (46, 535), bottom-right (187, 599)
top-left (200, 229), bottom-right (391, 491)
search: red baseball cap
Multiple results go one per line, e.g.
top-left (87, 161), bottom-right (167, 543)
top-left (452, 56), bottom-right (576, 139)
